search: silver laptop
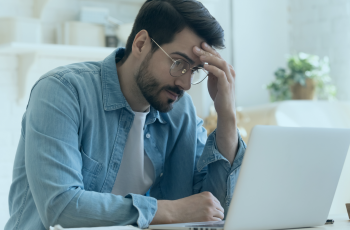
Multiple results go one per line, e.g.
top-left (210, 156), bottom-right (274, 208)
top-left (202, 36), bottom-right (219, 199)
top-left (149, 126), bottom-right (350, 230)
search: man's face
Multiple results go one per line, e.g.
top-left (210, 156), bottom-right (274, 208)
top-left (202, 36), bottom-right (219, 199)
top-left (135, 28), bottom-right (204, 112)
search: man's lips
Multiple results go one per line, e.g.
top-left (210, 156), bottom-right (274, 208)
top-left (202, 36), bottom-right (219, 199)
top-left (165, 90), bottom-right (178, 101)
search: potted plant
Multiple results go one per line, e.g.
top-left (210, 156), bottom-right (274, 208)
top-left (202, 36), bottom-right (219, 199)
top-left (266, 53), bottom-right (337, 102)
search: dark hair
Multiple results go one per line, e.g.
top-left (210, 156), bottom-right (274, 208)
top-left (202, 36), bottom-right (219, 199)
top-left (121, 0), bottom-right (225, 62)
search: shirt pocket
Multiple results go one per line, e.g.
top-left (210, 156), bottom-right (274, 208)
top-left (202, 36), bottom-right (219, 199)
top-left (81, 149), bottom-right (103, 191)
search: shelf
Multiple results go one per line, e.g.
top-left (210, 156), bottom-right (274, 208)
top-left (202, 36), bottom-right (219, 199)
top-left (0, 43), bottom-right (117, 58)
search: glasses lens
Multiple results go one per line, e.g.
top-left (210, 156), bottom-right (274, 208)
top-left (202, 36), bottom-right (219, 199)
top-left (170, 60), bottom-right (189, 77)
top-left (191, 68), bottom-right (209, 84)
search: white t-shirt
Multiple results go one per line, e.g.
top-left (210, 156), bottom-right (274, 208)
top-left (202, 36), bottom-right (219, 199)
top-left (111, 111), bottom-right (155, 196)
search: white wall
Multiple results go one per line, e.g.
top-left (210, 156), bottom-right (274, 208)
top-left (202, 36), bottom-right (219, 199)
top-left (233, 0), bottom-right (290, 107)
top-left (289, 0), bottom-right (350, 101)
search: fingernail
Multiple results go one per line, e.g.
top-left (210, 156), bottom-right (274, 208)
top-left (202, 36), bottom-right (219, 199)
top-left (195, 46), bottom-right (200, 52)
top-left (204, 43), bottom-right (209, 48)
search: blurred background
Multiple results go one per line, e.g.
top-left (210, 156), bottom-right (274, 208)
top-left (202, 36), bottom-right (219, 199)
top-left (0, 0), bottom-right (350, 228)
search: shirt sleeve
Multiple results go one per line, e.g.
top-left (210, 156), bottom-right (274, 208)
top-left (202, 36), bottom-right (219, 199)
top-left (192, 117), bottom-right (246, 218)
top-left (24, 75), bottom-right (157, 229)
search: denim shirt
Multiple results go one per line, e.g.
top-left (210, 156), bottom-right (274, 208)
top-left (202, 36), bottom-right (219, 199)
top-left (6, 48), bottom-right (246, 230)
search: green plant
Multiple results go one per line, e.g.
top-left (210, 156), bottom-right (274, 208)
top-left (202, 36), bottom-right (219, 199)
top-left (266, 53), bottom-right (337, 102)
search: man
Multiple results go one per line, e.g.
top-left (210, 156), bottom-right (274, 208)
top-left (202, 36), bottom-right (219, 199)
top-left (6, 0), bottom-right (246, 229)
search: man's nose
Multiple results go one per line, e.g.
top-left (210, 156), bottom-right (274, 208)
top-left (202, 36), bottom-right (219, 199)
top-left (174, 71), bottom-right (192, 91)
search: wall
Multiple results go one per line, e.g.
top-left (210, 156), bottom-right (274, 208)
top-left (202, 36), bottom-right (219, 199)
top-left (232, 0), bottom-right (290, 107)
top-left (289, 0), bottom-right (350, 101)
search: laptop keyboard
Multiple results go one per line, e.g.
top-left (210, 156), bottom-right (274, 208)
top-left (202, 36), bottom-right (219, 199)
top-left (185, 221), bottom-right (225, 230)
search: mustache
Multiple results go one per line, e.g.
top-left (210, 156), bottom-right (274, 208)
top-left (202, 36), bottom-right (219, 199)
top-left (163, 85), bottom-right (184, 97)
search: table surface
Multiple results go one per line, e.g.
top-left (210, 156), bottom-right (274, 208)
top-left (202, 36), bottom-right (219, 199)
top-left (265, 214), bottom-right (350, 230)
top-left (146, 214), bottom-right (350, 230)
top-left (51, 214), bottom-right (350, 230)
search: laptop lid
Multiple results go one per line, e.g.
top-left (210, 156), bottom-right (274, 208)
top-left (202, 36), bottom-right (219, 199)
top-left (225, 125), bottom-right (350, 230)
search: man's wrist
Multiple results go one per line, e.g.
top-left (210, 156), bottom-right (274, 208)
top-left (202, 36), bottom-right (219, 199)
top-left (150, 200), bottom-right (175, 225)
top-left (216, 112), bottom-right (237, 136)
top-left (215, 111), bottom-right (238, 165)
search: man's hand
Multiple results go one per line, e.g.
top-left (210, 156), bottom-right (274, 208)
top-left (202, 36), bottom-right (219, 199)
top-left (193, 43), bottom-right (236, 117)
top-left (193, 43), bottom-right (238, 164)
top-left (150, 192), bottom-right (224, 225)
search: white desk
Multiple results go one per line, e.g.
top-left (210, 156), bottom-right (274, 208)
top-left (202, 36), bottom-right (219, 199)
top-left (296, 214), bottom-right (349, 230)
top-left (52, 214), bottom-right (349, 230)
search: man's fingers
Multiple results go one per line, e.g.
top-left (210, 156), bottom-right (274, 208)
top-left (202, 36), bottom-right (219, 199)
top-left (204, 63), bottom-right (229, 85)
top-left (194, 47), bottom-right (232, 84)
top-left (216, 204), bottom-right (224, 214)
top-left (212, 208), bottom-right (224, 220)
top-left (207, 193), bottom-right (224, 215)
top-left (213, 217), bottom-right (223, 221)
top-left (214, 199), bottom-right (224, 214)
top-left (194, 46), bottom-right (214, 57)
top-left (211, 196), bottom-right (224, 214)
top-left (193, 45), bottom-right (221, 60)
top-left (201, 42), bottom-right (222, 58)
top-left (200, 54), bottom-right (231, 79)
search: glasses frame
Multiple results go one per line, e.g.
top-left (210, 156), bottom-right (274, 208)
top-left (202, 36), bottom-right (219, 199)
top-left (151, 38), bottom-right (208, 85)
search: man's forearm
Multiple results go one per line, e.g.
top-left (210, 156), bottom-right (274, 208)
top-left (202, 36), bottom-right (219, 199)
top-left (215, 112), bottom-right (238, 165)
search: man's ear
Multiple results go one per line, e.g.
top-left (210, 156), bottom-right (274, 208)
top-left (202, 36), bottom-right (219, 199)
top-left (131, 30), bottom-right (150, 59)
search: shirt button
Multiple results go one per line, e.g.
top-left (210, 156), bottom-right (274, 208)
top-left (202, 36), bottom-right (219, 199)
top-left (160, 173), bottom-right (163, 177)
top-left (146, 133), bottom-right (151, 138)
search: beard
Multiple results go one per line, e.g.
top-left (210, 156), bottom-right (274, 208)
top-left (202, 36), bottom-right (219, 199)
top-left (135, 52), bottom-right (184, 113)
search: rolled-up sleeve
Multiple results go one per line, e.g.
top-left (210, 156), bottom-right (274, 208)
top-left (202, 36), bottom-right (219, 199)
top-left (25, 75), bottom-right (156, 229)
top-left (193, 117), bottom-right (246, 217)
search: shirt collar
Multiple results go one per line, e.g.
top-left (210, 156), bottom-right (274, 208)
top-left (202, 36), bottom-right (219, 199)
top-left (101, 48), bottom-right (166, 124)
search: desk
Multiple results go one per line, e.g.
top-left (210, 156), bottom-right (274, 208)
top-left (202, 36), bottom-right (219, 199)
top-left (145, 215), bottom-right (350, 230)
top-left (52, 215), bottom-right (349, 230)
top-left (295, 214), bottom-right (349, 230)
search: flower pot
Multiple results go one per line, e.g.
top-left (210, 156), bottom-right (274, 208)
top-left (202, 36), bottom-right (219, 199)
top-left (290, 78), bottom-right (316, 100)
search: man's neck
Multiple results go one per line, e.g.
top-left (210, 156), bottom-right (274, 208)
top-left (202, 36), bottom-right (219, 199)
top-left (116, 57), bottom-right (150, 112)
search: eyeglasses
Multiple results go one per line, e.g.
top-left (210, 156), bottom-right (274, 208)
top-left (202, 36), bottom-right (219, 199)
top-left (151, 38), bottom-right (209, 85)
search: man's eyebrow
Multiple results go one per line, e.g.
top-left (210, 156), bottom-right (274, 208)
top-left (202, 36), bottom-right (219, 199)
top-left (171, 52), bottom-right (196, 65)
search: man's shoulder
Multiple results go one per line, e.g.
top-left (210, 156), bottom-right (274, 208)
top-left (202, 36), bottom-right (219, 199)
top-left (41, 61), bottom-right (102, 82)
top-left (32, 61), bottom-right (102, 95)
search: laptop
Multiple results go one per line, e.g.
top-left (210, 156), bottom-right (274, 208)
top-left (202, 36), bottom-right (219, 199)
top-left (149, 126), bottom-right (350, 230)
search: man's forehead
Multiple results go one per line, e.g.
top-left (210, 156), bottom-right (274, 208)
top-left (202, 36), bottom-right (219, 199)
top-left (163, 28), bottom-right (204, 64)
